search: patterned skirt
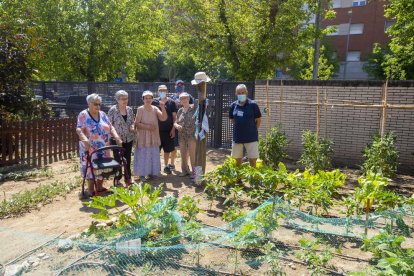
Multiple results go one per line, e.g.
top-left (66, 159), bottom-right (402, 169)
top-left (133, 146), bottom-right (161, 177)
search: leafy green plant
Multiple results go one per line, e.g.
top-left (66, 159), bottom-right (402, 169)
top-left (223, 204), bottom-right (245, 224)
top-left (178, 196), bottom-right (201, 221)
top-left (183, 220), bottom-right (204, 266)
top-left (363, 230), bottom-right (414, 275)
top-left (87, 183), bottom-right (180, 241)
top-left (298, 130), bottom-right (333, 173)
top-left (0, 178), bottom-right (81, 218)
top-left (353, 171), bottom-right (390, 236)
top-left (258, 126), bottom-right (288, 169)
top-left (284, 169), bottom-right (345, 215)
top-left (256, 241), bottom-right (285, 276)
top-left (362, 132), bottom-right (398, 177)
top-left (203, 156), bottom-right (244, 209)
top-left (296, 237), bottom-right (333, 276)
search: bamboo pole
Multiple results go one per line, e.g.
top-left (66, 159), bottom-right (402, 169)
top-left (324, 89), bottom-right (328, 138)
top-left (316, 87), bottom-right (320, 141)
top-left (380, 80), bottom-right (389, 137)
top-left (280, 80), bottom-right (284, 125)
top-left (254, 99), bottom-right (414, 109)
top-left (265, 79), bottom-right (270, 133)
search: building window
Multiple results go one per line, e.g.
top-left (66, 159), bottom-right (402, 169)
top-left (347, 51), bottom-right (361, 61)
top-left (352, 0), bottom-right (366, 6)
top-left (350, 23), bottom-right (364, 34)
top-left (332, 0), bottom-right (341, 8)
top-left (384, 20), bottom-right (396, 31)
top-left (326, 25), bottom-right (339, 36)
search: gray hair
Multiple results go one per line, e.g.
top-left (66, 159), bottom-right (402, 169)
top-left (115, 90), bottom-right (128, 101)
top-left (235, 84), bottom-right (248, 93)
top-left (86, 93), bottom-right (102, 104)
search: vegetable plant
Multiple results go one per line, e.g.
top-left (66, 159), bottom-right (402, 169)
top-left (258, 126), bottom-right (288, 169)
top-left (178, 196), bottom-right (201, 221)
top-left (183, 220), bottom-right (204, 266)
top-left (353, 171), bottom-right (390, 236)
top-left (296, 237), bottom-right (333, 276)
top-left (298, 130), bottom-right (333, 173)
top-left (362, 131), bottom-right (398, 177)
top-left (256, 241), bottom-right (285, 276)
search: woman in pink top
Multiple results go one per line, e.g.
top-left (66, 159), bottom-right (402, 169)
top-left (133, 91), bottom-right (167, 181)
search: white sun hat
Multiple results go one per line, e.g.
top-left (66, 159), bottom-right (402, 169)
top-left (142, 90), bottom-right (153, 98)
top-left (191, 71), bottom-right (211, 85)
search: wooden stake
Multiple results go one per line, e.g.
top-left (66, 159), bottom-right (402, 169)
top-left (265, 80), bottom-right (270, 133)
top-left (280, 80), bottom-right (284, 126)
top-left (316, 87), bottom-right (320, 141)
top-left (380, 80), bottom-right (389, 137)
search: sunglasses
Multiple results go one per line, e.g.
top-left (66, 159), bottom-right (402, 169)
top-left (93, 102), bottom-right (101, 106)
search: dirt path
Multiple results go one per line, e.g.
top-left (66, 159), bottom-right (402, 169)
top-left (0, 149), bottom-right (229, 264)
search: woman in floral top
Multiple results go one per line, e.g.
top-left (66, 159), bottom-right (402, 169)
top-left (108, 90), bottom-right (135, 186)
top-left (174, 92), bottom-right (196, 177)
top-left (76, 94), bottom-right (122, 197)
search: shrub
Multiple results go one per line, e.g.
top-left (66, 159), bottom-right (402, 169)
top-left (258, 126), bottom-right (288, 169)
top-left (362, 132), bottom-right (398, 177)
top-left (298, 130), bottom-right (333, 173)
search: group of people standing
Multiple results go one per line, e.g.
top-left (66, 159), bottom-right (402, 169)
top-left (76, 73), bottom-right (261, 197)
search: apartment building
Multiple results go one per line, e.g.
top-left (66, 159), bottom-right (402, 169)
top-left (322, 0), bottom-right (393, 79)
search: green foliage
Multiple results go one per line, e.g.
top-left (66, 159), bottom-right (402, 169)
top-left (223, 204), bottom-right (245, 223)
top-left (0, 5), bottom-right (52, 122)
top-left (347, 171), bottom-right (403, 236)
top-left (295, 44), bottom-right (338, 80)
top-left (0, 178), bottom-right (81, 218)
top-left (363, 230), bottom-right (414, 275)
top-left (284, 169), bottom-right (345, 215)
top-left (87, 183), bottom-right (180, 241)
top-left (363, 43), bottom-right (389, 80)
top-left (258, 126), bottom-right (288, 169)
top-left (298, 130), bottom-right (333, 173)
top-left (296, 237), bottom-right (333, 276)
top-left (383, 0), bottom-right (414, 80)
top-left (256, 241), bottom-right (285, 276)
top-left (178, 196), bottom-right (201, 222)
top-left (203, 157), bottom-right (244, 208)
top-left (165, 0), bottom-right (335, 80)
top-left (362, 132), bottom-right (399, 177)
top-left (0, 167), bottom-right (52, 181)
top-left (182, 220), bottom-right (204, 266)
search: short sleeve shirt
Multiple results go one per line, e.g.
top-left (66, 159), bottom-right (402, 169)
top-left (152, 98), bottom-right (178, 132)
top-left (229, 98), bottom-right (261, 143)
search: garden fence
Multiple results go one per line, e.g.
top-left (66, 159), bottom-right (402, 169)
top-left (0, 118), bottom-right (78, 167)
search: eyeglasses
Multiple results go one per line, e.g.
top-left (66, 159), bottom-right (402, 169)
top-left (93, 102), bottom-right (101, 106)
top-left (176, 83), bottom-right (184, 86)
top-left (119, 97), bottom-right (128, 101)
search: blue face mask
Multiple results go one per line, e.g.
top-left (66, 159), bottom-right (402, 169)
top-left (238, 95), bottom-right (247, 102)
top-left (159, 92), bottom-right (166, 99)
top-left (175, 86), bottom-right (183, 93)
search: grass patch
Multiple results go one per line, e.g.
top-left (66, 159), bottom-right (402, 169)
top-left (0, 177), bottom-right (82, 218)
top-left (0, 167), bottom-right (53, 182)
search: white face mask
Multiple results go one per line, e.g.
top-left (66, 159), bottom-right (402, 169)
top-left (237, 94), bottom-right (247, 102)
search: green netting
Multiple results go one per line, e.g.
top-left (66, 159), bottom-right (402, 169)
top-left (1, 196), bottom-right (413, 275)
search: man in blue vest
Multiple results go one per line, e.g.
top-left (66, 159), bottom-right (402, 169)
top-left (229, 84), bottom-right (261, 167)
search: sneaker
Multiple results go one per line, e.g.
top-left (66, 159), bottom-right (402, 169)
top-left (179, 172), bottom-right (190, 177)
top-left (163, 166), bottom-right (172, 174)
top-left (168, 164), bottom-right (175, 170)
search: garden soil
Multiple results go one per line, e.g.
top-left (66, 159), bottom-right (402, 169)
top-left (0, 149), bottom-right (413, 275)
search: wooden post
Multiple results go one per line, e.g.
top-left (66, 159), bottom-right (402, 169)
top-left (380, 80), bottom-right (388, 137)
top-left (316, 87), bottom-right (320, 141)
top-left (265, 80), bottom-right (270, 132)
top-left (324, 89), bottom-right (328, 138)
top-left (280, 80), bottom-right (284, 127)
